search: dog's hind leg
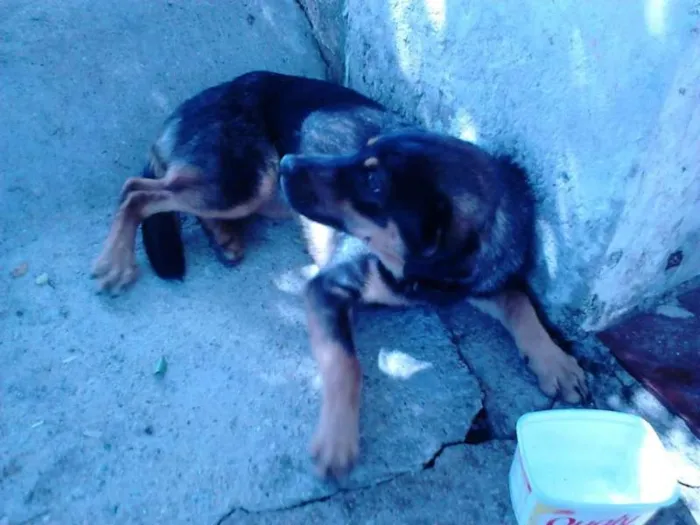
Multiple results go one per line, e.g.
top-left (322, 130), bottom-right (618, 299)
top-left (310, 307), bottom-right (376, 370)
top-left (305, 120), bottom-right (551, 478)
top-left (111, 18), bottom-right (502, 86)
top-left (93, 163), bottom-right (277, 292)
top-left (92, 177), bottom-right (182, 293)
top-left (118, 176), bottom-right (165, 201)
top-left (117, 146), bottom-right (170, 201)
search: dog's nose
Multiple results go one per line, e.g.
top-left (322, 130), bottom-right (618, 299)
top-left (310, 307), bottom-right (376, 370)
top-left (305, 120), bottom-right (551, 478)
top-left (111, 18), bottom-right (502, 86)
top-left (279, 154), bottom-right (297, 174)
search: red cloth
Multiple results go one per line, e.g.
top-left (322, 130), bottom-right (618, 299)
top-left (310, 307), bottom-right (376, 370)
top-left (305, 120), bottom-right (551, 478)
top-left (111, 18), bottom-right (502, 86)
top-left (598, 287), bottom-right (700, 438)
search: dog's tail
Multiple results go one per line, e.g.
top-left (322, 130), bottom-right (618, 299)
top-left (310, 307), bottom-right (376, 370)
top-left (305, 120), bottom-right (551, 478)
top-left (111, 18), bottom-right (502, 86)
top-left (140, 162), bottom-right (186, 280)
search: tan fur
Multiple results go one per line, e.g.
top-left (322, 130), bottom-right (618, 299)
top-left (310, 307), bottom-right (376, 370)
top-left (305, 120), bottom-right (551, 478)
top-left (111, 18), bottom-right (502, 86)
top-left (306, 294), bottom-right (361, 477)
top-left (342, 204), bottom-right (406, 277)
top-left (154, 118), bottom-right (180, 164)
top-left (92, 189), bottom-right (174, 291)
top-left (92, 163), bottom-right (278, 291)
top-left (200, 218), bottom-right (245, 262)
top-left (361, 258), bottom-right (412, 306)
top-left (118, 175), bottom-right (164, 201)
top-left (468, 291), bottom-right (586, 403)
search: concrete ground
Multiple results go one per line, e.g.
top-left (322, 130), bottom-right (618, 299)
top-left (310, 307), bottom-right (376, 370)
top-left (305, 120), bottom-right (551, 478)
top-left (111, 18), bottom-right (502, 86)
top-left (0, 1), bottom-right (698, 524)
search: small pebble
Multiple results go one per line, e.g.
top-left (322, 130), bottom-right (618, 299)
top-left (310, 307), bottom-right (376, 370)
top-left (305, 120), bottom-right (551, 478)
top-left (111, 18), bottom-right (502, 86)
top-left (35, 273), bottom-right (50, 286)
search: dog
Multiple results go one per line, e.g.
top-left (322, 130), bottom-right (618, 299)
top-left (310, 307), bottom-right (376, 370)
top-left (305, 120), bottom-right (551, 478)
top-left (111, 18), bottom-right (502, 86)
top-left (92, 71), bottom-right (588, 478)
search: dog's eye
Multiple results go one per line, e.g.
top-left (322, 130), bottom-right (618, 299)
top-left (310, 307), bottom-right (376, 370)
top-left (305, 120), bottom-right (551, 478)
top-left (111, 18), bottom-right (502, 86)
top-left (363, 157), bottom-right (381, 193)
top-left (421, 227), bottom-right (442, 258)
top-left (367, 171), bottom-right (382, 195)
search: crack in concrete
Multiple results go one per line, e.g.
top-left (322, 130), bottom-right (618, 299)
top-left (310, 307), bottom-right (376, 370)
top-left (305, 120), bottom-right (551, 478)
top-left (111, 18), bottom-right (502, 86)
top-left (213, 315), bottom-right (496, 524)
top-left (214, 328), bottom-right (492, 523)
top-left (440, 320), bottom-right (492, 435)
top-left (290, 0), bottom-right (335, 81)
top-left (422, 439), bottom-right (468, 470)
top-left (16, 511), bottom-right (51, 525)
top-left (214, 474), bottom-right (408, 523)
top-left (214, 437), bottom-right (517, 523)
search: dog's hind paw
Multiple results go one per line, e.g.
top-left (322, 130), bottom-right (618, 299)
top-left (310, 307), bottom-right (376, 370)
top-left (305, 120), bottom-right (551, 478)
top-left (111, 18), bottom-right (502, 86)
top-left (91, 245), bottom-right (139, 294)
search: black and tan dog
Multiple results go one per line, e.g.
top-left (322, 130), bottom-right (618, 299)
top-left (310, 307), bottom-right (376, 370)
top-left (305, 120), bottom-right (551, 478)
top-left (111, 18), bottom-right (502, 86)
top-left (92, 71), bottom-right (587, 478)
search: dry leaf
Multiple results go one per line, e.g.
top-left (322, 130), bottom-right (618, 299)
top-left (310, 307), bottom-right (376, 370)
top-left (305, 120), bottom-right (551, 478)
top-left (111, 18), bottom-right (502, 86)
top-left (154, 356), bottom-right (168, 378)
top-left (11, 262), bottom-right (28, 278)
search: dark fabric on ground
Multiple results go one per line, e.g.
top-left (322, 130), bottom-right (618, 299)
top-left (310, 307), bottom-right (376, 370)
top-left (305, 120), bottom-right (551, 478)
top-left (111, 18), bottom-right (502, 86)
top-left (598, 287), bottom-right (700, 438)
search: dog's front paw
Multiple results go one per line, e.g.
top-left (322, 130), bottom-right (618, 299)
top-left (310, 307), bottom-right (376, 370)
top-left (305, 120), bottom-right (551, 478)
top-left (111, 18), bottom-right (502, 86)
top-left (310, 400), bottom-right (359, 479)
top-left (91, 241), bottom-right (138, 294)
top-left (529, 343), bottom-right (588, 404)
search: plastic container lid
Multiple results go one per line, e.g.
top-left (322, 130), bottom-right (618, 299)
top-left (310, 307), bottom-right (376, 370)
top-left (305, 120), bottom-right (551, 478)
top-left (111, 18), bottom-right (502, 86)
top-left (516, 409), bottom-right (681, 510)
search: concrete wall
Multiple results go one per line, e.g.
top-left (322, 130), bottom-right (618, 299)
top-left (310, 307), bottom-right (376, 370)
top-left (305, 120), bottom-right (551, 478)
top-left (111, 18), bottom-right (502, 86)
top-left (300, 0), bottom-right (700, 333)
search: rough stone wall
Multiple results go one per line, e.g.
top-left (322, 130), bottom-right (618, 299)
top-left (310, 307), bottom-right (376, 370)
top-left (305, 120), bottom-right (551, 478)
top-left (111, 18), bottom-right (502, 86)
top-left (294, 0), bottom-right (346, 81)
top-left (300, 0), bottom-right (700, 332)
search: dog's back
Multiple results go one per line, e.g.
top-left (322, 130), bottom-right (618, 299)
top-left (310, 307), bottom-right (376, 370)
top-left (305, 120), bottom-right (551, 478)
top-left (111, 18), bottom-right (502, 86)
top-left (159, 71), bottom-right (405, 160)
top-left (92, 71), bottom-right (409, 289)
top-left (255, 72), bottom-right (409, 156)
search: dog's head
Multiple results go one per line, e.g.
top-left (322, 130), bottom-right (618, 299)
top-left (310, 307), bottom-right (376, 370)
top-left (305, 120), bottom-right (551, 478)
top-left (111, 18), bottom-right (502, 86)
top-left (280, 131), bottom-right (497, 280)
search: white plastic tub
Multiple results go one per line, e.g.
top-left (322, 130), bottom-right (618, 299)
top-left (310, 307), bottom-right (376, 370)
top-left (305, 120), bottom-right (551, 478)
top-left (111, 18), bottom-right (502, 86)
top-left (509, 409), bottom-right (680, 525)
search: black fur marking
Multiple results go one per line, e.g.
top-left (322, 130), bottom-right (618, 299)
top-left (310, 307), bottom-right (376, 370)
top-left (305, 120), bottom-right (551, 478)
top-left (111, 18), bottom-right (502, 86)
top-left (142, 71), bottom-right (405, 278)
top-left (139, 165), bottom-right (185, 280)
top-left (305, 258), bottom-right (370, 356)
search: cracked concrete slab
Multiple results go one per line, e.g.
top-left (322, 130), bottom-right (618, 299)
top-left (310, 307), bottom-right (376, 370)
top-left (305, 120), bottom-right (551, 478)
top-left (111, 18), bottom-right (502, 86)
top-left (0, 3), bottom-right (482, 522)
top-left (220, 441), bottom-right (518, 525)
top-left (2, 201), bottom-right (482, 523)
top-left (345, 306), bottom-right (483, 486)
top-left (438, 304), bottom-right (552, 438)
top-left (0, 1), bottom-right (326, 523)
